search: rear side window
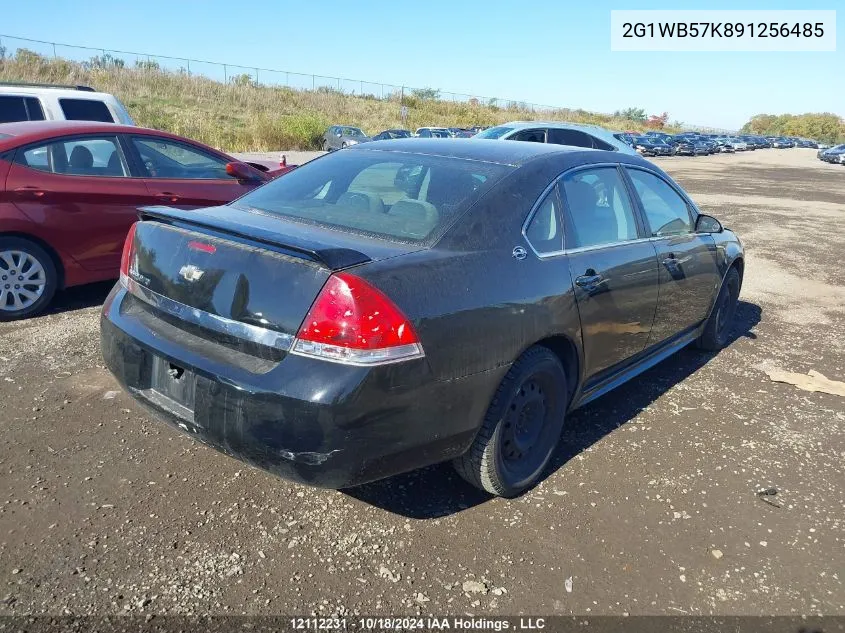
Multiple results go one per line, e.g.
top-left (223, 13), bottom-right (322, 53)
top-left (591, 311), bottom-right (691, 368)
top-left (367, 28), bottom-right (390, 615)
top-left (0, 96), bottom-right (45, 123)
top-left (233, 150), bottom-right (511, 244)
top-left (524, 187), bottom-right (563, 255)
top-left (59, 98), bottom-right (115, 123)
top-left (561, 167), bottom-right (639, 249)
top-left (16, 136), bottom-right (128, 176)
top-left (548, 129), bottom-right (594, 149)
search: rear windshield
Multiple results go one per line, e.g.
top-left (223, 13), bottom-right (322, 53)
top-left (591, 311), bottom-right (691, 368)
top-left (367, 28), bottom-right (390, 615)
top-left (232, 150), bottom-right (512, 244)
top-left (475, 126), bottom-right (514, 139)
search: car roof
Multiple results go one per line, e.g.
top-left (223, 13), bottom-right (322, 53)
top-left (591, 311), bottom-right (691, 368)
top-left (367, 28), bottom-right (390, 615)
top-left (347, 137), bottom-right (621, 167)
top-left (497, 120), bottom-right (611, 133)
top-left (0, 120), bottom-right (225, 153)
top-left (0, 85), bottom-right (119, 100)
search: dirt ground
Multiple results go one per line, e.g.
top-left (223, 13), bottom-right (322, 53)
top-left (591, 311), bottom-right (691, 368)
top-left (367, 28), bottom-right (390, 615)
top-left (1, 148), bottom-right (843, 617)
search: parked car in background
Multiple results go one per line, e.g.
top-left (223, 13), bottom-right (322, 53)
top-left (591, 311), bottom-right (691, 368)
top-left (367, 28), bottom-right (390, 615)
top-left (101, 138), bottom-right (743, 498)
top-left (643, 132), bottom-right (675, 145)
top-left (771, 138), bottom-right (792, 149)
top-left (817, 142), bottom-right (832, 150)
top-left (613, 132), bottom-right (637, 147)
top-left (818, 144), bottom-right (845, 162)
top-left (415, 127), bottom-right (451, 138)
top-left (0, 82), bottom-right (135, 125)
top-left (631, 136), bottom-right (672, 156)
top-left (0, 120), bottom-right (278, 319)
top-left (476, 121), bottom-right (638, 155)
top-left (692, 141), bottom-right (711, 156)
top-left (370, 129), bottom-right (413, 141)
top-left (714, 138), bottom-right (735, 153)
top-left (446, 127), bottom-right (475, 138)
top-left (322, 126), bottom-right (371, 151)
top-left (728, 137), bottom-right (748, 151)
top-left (672, 139), bottom-right (696, 156)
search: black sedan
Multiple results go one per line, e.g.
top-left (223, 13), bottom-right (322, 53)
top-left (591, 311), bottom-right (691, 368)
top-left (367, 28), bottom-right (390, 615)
top-left (672, 140), bottom-right (696, 156)
top-left (101, 140), bottom-right (744, 497)
top-left (631, 136), bottom-right (673, 156)
top-left (370, 129), bottom-right (413, 141)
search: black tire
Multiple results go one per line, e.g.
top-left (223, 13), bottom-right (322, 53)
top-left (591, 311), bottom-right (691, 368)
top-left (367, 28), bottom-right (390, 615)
top-left (341, 142), bottom-right (347, 149)
top-left (696, 266), bottom-right (741, 351)
top-left (453, 346), bottom-right (568, 497)
top-left (0, 236), bottom-right (58, 321)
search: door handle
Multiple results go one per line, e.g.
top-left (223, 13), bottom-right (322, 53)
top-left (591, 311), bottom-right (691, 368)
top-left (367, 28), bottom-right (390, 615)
top-left (155, 192), bottom-right (181, 203)
top-left (575, 273), bottom-right (604, 288)
top-left (13, 186), bottom-right (47, 198)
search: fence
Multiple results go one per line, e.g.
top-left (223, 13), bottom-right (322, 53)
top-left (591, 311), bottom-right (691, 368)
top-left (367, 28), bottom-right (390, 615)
top-left (0, 34), bottom-right (735, 133)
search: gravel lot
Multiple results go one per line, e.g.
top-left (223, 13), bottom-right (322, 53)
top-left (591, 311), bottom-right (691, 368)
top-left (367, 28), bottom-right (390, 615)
top-left (1, 148), bottom-right (843, 617)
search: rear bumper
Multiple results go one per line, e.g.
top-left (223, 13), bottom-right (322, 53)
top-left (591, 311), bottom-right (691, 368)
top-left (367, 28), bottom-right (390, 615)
top-left (100, 285), bottom-right (502, 489)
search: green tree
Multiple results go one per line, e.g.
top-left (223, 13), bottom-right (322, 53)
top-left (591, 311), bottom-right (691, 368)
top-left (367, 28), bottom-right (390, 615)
top-left (135, 59), bottom-right (161, 71)
top-left (87, 53), bottom-right (125, 69)
top-left (411, 87), bottom-right (440, 100)
top-left (615, 107), bottom-right (647, 122)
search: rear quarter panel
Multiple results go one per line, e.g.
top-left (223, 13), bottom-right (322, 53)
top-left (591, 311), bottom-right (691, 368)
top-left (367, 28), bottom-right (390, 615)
top-left (357, 156), bottom-right (584, 384)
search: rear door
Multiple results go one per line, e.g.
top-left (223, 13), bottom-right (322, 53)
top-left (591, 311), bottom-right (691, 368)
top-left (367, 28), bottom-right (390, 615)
top-left (126, 135), bottom-right (255, 208)
top-left (623, 166), bottom-right (721, 345)
top-left (7, 134), bottom-right (147, 272)
top-left (559, 165), bottom-right (659, 381)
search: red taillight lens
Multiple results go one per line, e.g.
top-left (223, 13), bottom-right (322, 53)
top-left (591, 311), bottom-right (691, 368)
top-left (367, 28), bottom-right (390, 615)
top-left (119, 222), bottom-right (138, 278)
top-left (293, 272), bottom-right (423, 365)
top-left (187, 240), bottom-right (217, 254)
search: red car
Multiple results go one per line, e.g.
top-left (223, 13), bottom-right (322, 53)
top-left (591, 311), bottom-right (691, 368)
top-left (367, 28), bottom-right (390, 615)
top-left (0, 121), bottom-right (289, 320)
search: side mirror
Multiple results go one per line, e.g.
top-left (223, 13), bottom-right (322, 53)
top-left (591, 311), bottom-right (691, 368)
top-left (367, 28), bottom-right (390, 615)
top-left (695, 213), bottom-right (723, 233)
top-left (226, 162), bottom-right (263, 183)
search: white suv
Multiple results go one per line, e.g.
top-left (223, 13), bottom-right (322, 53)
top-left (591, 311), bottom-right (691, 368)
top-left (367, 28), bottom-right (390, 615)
top-left (0, 83), bottom-right (134, 125)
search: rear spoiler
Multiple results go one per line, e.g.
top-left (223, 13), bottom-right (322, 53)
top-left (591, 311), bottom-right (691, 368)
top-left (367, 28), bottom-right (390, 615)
top-left (138, 206), bottom-right (371, 270)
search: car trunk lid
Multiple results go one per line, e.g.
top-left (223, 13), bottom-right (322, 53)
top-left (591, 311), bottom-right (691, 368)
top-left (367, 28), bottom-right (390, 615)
top-left (124, 205), bottom-right (423, 346)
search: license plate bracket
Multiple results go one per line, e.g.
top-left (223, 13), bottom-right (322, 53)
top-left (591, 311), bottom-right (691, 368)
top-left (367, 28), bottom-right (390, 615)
top-left (149, 356), bottom-right (196, 420)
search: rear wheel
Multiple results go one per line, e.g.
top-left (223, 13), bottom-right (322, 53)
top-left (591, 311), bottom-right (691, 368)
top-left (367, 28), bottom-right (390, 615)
top-left (0, 237), bottom-right (58, 321)
top-left (696, 267), bottom-right (740, 351)
top-left (341, 142), bottom-right (347, 149)
top-left (453, 346), bottom-right (568, 497)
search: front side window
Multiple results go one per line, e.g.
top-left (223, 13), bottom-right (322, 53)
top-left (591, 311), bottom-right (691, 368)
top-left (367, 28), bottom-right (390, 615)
top-left (418, 129), bottom-right (432, 138)
top-left (16, 136), bottom-right (128, 176)
top-left (232, 150), bottom-right (511, 243)
top-left (132, 137), bottom-right (229, 179)
top-left (626, 168), bottom-right (693, 237)
top-left (58, 98), bottom-right (115, 123)
top-left (561, 167), bottom-right (639, 249)
top-left (524, 187), bottom-right (562, 254)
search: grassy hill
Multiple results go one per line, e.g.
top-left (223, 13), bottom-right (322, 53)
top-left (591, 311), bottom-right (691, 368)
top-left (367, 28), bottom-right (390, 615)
top-left (1, 48), bottom-right (679, 152)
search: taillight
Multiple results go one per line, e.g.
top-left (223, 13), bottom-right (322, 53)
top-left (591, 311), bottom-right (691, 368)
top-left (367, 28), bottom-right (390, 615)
top-left (119, 222), bottom-right (138, 279)
top-left (292, 272), bottom-right (424, 365)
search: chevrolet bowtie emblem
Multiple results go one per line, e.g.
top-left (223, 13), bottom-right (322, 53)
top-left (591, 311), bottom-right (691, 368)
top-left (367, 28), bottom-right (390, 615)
top-left (179, 264), bottom-right (205, 282)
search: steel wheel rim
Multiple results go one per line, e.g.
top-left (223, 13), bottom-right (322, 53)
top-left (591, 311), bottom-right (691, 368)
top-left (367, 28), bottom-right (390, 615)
top-left (496, 367), bottom-right (564, 488)
top-left (0, 250), bottom-right (47, 312)
top-left (716, 280), bottom-right (739, 337)
top-left (502, 379), bottom-right (547, 462)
